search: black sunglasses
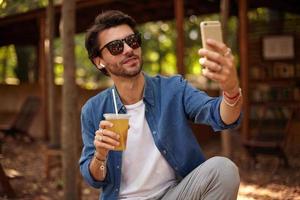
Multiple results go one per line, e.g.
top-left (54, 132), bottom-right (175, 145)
top-left (99, 33), bottom-right (142, 56)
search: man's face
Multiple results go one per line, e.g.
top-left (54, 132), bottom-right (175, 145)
top-left (98, 24), bottom-right (143, 78)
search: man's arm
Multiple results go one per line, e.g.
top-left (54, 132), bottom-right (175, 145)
top-left (89, 152), bottom-right (107, 181)
top-left (220, 86), bottom-right (243, 125)
top-left (79, 104), bottom-right (111, 188)
top-left (198, 39), bottom-right (243, 125)
top-left (89, 120), bottom-right (119, 181)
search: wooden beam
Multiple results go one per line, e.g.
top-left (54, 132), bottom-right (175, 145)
top-left (38, 13), bottom-right (48, 140)
top-left (220, 0), bottom-right (232, 158)
top-left (174, 0), bottom-right (185, 75)
top-left (46, 0), bottom-right (59, 145)
top-left (239, 0), bottom-right (249, 141)
top-left (221, 0), bottom-right (230, 41)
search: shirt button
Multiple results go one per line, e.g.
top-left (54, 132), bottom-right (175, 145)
top-left (163, 150), bottom-right (167, 154)
top-left (153, 131), bottom-right (157, 135)
top-left (115, 189), bottom-right (119, 192)
top-left (116, 165), bottom-right (120, 169)
top-left (175, 167), bottom-right (178, 171)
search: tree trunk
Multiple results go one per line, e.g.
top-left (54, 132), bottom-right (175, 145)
top-left (46, 0), bottom-right (59, 146)
top-left (60, 0), bottom-right (81, 199)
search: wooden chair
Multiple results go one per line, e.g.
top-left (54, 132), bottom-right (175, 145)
top-left (243, 106), bottom-right (298, 167)
top-left (0, 96), bottom-right (40, 142)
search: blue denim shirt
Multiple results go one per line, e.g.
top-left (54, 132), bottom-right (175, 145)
top-left (79, 74), bottom-right (241, 200)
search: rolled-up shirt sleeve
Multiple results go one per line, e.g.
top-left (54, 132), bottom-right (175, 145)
top-left (79, 103), bottom-right (110, 188)
top-left (182, 78), bottom-right (242, 131)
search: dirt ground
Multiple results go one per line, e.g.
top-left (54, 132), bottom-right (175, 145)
top-left (0, 133), bottom-right (299, 200)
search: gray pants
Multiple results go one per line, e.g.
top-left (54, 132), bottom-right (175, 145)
top-left (161, 156), bottom-right (240, 200)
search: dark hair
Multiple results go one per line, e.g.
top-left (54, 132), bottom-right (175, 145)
top-left (85, 10), bottom-right (138, 76)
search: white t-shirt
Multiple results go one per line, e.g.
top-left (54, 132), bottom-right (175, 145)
top-left (119, 100), bottom-right (176, 199)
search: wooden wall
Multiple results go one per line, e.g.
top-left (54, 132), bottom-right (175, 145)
top-left (247, 18), bottom-right (300, 153)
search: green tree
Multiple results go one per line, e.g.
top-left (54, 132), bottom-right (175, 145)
top-left (0, 0), bottom-right (48, 17)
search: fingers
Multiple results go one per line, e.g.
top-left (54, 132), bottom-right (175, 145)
top-left (198, 40), bottom-right (237, 90)
top-left (206, 39), bottom-right (232, 58)
top-left (199, 38), bottom-right (234, 61)
top-left (96, 129), bottom-right (119, 146)
top-left (96, 128), bottom-right (119, 141)
top-left (94, 138), bottom-right (117, 151)
top-left (198, 48), bottom-right (230, 67)
top-left (198, 39), bottom-right (235, 79)
top-left (94, 120), bottom-right (120, 152)
top-left (199, 57), bottom-right (222, 72)
top-left (202, 68), bottom-right (230, 83)
top-left (95, 131), bottom-right (119, 150)
top-left (99, 120), bottom-right (113, 129)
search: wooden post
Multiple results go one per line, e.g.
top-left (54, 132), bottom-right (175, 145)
top-left (38, 13), bottom-right (48, 140)
top-left (220, 0), bottom-right (230, 41)
top-left (46, 0), bottom-right (59, 146)
top-left (220, 0), bottom-right (232, 158)
top-left (174, 0), bottom-right (185, 75)
top-left (239, 0), bottom-right (249, 141)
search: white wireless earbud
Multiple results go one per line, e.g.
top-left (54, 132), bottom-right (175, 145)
top-left (98, 63), bottom-right (105, 69)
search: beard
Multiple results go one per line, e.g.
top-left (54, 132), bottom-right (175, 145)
top-left (106, 54), bottom-right (143, 78)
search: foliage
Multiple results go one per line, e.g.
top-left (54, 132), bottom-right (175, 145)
top-left (0, 0), bottom-right (49, 17)
top-left (53, 34), bottom-right (111, 89)
top-left (139, 21), bottom-right (176, 75)
top-left (0, 45), bottom-right (17, 84)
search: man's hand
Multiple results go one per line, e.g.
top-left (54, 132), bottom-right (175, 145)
top-left (89, 120), bottom-right (120, 181)
top-left (94, 120), bottom-right (120, 160)
top-left (198, 38), bottom-right (239, 95)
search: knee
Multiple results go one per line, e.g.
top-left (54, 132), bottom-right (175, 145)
top-left (207, 156), bottom-right (239, 172)
top-left (206, 156), bottom-right (240, 187)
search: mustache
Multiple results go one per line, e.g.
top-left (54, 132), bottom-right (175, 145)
top-left (121, 54), bottom-right (139, 64)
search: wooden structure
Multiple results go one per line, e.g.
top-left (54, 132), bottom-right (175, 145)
top-left (243, 106), bottom-right (297, 167)
top-left (0, 96), bottom-right (40, 141)
top-left (0, 0), bottom-right (300, 141)
top-left (0, 156), bottom-right (15, 198)
top-left (242, 15), bottom-right (300, 162)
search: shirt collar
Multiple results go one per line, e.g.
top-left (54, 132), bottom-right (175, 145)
top-left (111, 73), bottom-right (155, 112)
top-left (143, 73), bottom-right (155, 106)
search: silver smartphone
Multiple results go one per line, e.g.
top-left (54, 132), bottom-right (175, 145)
top-left (200, 21), bottom-right (223, 51)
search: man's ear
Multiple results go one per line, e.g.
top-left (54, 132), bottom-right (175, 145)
top-left (93, 57), bottom-right (105, 69)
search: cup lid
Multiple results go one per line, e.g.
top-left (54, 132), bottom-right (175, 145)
top-left (103, 113), bottom-right (130, 119)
